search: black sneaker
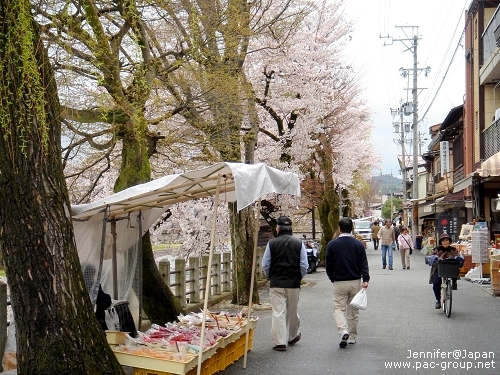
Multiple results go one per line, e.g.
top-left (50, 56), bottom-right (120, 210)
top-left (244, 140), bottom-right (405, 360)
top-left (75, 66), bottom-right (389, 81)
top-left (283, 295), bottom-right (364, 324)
top-left (339, 332), bottom-right (349, 348)
top-left (272, 345), bottom-right (286, 351)
top-left (382, 265), bottom-right (386, 269)
top-left (288, 333), bottom-right (301, 346)
top-left (435, 301), bottom-right (441, 309)
top-left (389, 266), bottom-right (393, 270)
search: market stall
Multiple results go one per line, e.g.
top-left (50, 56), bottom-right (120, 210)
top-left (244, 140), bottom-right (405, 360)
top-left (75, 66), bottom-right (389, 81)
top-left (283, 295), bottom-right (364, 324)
top-left (71, 162), bottom-right (301, 374)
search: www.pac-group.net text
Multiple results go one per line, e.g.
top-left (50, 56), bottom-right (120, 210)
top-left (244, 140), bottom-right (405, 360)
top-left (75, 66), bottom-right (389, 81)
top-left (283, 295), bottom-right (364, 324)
top-left (384, 349), bottom-right (496, 371)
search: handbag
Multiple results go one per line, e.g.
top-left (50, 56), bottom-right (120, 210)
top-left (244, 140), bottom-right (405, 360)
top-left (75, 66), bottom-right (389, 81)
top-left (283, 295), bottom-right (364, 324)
top-left (400, 235), bottom-right (413, 255)
top-left (104, 307), bottom-right (121, 331)
top-left (350, 288), bottom-right (367, 310)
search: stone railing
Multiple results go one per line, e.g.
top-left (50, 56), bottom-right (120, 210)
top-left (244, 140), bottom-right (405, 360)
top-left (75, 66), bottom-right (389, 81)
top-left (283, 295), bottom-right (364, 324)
top-left (158, 248), bottom-right (266, 311)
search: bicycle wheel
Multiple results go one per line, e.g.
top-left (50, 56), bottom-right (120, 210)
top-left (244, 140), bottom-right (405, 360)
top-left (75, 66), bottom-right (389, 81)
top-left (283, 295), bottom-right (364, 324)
top-left (443, 279), bottom-right (453, 318)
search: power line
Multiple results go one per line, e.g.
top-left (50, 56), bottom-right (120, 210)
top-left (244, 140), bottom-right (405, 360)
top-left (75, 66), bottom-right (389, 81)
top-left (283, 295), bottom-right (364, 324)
top-left (419, 26), bottom-right (465, 122)
top-left (419, 1), bottom-right (469, 121)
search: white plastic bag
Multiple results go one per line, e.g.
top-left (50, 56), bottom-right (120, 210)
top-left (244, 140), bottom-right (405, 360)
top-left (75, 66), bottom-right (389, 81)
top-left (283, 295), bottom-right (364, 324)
top-left (105, 307), bottom-right (121, 331)
top-left (350, 288), bottom-right (367, 310)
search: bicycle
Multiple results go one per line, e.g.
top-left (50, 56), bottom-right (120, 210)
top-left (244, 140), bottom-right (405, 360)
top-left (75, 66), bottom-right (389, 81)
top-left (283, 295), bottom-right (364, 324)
top-left (437, 258), bottom-right (460, 318)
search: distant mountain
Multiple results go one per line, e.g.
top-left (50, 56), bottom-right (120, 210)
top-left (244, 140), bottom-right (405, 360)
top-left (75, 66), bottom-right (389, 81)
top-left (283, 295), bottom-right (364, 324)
top-left (372, 174), bottom-right (403, 195)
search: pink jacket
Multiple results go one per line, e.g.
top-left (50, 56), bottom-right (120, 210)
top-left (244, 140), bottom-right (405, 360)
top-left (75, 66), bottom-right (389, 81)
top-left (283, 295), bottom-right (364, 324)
top-left (398, 233), bottom-right (413, 250)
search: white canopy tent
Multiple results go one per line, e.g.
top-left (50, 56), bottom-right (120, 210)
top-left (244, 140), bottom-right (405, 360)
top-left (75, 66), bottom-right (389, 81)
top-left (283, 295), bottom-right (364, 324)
top-left (71, 162), bottom-right (301, 372)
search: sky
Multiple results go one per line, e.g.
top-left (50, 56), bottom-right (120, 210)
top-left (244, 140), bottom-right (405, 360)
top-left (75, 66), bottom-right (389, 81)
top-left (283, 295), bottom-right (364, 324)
top-left (343, 0), bottom-right (470, 176)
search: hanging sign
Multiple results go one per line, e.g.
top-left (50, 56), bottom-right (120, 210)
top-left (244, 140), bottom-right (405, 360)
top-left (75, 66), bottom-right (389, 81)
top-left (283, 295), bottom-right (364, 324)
top-left (440, 141), bottom-right (449, 176)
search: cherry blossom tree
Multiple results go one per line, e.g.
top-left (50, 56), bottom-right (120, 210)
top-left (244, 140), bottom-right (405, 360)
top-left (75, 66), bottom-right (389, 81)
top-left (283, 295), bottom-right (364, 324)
top-left (245, 0), bottom-right (377, 248)
top-left (36, 0), bottom-right (377, 311)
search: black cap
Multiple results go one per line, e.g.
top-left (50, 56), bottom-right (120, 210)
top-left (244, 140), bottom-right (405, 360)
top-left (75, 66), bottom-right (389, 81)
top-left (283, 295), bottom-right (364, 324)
top-left (277, 216), bottom-right (292, 225)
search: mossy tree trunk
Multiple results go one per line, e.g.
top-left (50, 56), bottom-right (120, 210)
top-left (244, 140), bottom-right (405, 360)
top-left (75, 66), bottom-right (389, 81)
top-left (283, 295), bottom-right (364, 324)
top-left (315, 135), bottom-right (340, 256)
top-left (229, 203), bottom-right (259, 305)
top-left (0, 2), bottom-right (122, 372)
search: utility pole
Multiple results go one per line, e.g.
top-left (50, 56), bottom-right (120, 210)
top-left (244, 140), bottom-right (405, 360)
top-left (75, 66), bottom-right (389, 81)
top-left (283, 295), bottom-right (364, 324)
top-left (400, 108), bottom-right (406, 201)
top-left (382, 26), bottom-right (430, 241)
top-left (390, 171), bottom-right (394, 221)
top-left (391, 102), bottom-right (409, 201)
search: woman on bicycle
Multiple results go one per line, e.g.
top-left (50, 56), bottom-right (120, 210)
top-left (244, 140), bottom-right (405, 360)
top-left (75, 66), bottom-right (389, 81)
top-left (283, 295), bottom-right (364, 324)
top-left (425, 233), bottom-right (463, 309)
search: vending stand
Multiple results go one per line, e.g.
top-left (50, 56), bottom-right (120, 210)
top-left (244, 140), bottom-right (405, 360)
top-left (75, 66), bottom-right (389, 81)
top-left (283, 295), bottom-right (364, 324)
top-left (71, 162), bottom-right (300, 375)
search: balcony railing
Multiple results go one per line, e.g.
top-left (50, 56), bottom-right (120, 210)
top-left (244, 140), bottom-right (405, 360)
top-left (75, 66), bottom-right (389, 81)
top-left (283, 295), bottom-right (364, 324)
top-left (482, 6), bottom-right (500, 63)
top-left (484, 118), bottom-right (500, 160)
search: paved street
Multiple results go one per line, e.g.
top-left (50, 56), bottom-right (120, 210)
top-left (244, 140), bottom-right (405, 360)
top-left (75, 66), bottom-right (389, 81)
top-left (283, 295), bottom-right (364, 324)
top-left (221, 241), bottom-right (500, 375)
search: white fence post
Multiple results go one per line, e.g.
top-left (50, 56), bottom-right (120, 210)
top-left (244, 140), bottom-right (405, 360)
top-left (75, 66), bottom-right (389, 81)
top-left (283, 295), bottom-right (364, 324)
top-left (159, 259), bottom-right (170, 286)
top-left (174, 258), bottom-right (186, 308)
top-left (188, 257), bottom-right (200, 304)
top-left (201, 255), bottom-right (210, 300)
top-left (212, 253), bottom-right (221, 296)
top-left (221, 252), bottom-right (231, 293)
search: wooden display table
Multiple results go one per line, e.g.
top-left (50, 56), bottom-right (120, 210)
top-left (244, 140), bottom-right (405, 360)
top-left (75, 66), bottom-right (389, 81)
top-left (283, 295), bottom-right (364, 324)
top-left (111, 319), bottom-right (257, 375)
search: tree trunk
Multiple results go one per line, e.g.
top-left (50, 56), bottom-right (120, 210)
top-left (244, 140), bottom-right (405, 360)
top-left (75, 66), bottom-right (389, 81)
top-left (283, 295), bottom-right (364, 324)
top-left (315, 136), bottom-right (339, 255)
top-left (141, 233), bottom-right (184, 325)
top-left (318, 184), bottom-right (340, 255)
top-left (111, 107), bottom-right (184, 326)
top-left (229, 203), bottom-right (259, 305)
top-left (0, 3), bottom-right (122, 373)
top-left (114, 131), bottom-right (184, 324)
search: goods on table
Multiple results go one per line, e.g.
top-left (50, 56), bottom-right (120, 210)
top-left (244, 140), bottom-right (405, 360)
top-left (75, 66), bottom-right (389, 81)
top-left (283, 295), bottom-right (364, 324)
top-left (113, 310), bottom-right (258, 375)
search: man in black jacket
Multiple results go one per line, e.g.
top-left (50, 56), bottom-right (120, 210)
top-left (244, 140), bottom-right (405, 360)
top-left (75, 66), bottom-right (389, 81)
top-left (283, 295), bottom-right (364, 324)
top-left (325, 217), bottom-right (370, 348)
top-left (262, 216), bottom-right (308, 352)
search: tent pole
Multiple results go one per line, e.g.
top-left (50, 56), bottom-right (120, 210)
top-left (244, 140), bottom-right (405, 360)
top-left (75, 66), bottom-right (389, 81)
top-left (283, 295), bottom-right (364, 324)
top-left (137, 212), bottom-right (143, 330)
top-left (197, 174), bottom-right (222, 375)
top-left (243, 198), bottom-right (261, 368)
top-left (111, 219), bottom-right (118, 300)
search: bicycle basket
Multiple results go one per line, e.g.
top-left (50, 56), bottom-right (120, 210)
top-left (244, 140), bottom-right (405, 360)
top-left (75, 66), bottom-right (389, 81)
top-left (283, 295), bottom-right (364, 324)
top-left (437, 259), bottom-right (460, 278)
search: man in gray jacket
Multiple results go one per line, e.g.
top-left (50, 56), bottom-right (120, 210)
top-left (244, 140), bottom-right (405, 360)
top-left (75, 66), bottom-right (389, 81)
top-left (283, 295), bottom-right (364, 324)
top-left (262, 216), bottom-right (308, 352)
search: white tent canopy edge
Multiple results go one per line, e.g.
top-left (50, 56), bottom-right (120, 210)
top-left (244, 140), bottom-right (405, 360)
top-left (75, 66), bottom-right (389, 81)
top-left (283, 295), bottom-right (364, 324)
top-left (72, 162), bottom-right (300, 219)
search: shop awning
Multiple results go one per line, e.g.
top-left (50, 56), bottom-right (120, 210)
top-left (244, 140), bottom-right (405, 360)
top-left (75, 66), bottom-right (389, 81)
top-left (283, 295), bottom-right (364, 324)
top-left (438, 190), bottom-right (465, 203)
top-left (453, 174), bottom-right (474, 192)
top-left (480, 152), bottom-right (500, 177)
top-left (420, 212), bottom-right (436, 219)
top-left (410, 190), bottom-right (447, 203)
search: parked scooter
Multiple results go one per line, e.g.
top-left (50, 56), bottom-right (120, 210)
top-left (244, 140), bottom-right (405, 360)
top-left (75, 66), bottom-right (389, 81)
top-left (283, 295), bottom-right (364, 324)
top-left (305, 240), bottom-right (320, 274)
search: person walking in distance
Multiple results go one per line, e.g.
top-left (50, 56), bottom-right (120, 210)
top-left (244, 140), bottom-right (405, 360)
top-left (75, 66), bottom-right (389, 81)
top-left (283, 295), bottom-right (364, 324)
top-left (378, 219), bottom-right (395, 270)
top-left (325, 217), bottom-right (370, 348)
top-left (397, 226), bottom-right (412, 269)
top-left (393, 222), bottom-right (400, 250)
top-left (262, 216), bottom-right (308, 352)
top-left (371, 220), bottom-right (381, 250)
